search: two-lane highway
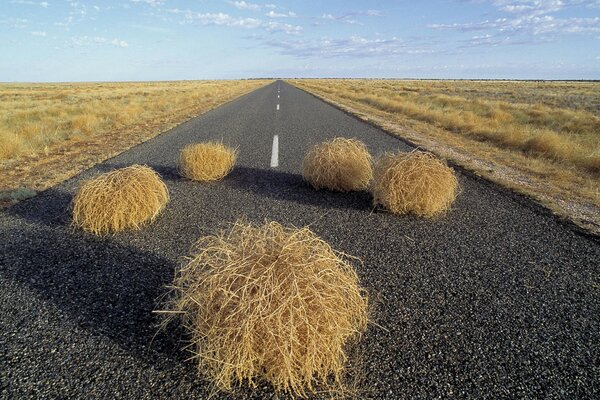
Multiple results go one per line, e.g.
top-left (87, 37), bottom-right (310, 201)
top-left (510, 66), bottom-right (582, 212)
top-left (1, 81), bottom-right (598, 399)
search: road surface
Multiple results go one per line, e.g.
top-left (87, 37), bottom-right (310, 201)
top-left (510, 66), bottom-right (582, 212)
top-left (1, 80), bottom-right (598, 399)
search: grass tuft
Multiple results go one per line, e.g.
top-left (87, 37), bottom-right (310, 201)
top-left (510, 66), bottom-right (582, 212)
top-left (0, 187), bottom-right (37, 202)
top-left (72, 164), bottom-right (169, 235)
top-left (161, 220), bottom-right (368, 397)
top-left (372, 150), bottom-right (459, 217)
top-left (178, 142), bottom-right (237, 182)
top-left (302, 137), bottom-right (373, 192)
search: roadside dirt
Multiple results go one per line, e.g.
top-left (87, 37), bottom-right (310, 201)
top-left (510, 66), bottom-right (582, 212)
top-left (300, 88), bottom-right (600, 237)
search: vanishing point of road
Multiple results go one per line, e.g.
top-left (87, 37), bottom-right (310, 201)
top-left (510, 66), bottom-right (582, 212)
top-left (1, 81), bottom-right (598, 399)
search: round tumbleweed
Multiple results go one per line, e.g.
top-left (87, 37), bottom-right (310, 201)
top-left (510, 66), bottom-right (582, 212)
top-left (372, 150), bottom-right (459, 217)
top-left (163, 220), bottom-right (368, 397)
top-left (72, 164), bottom-right (169, 235)
top-left (302, 137), bottom-right (373, 192)
top-left (178, 142), bottom-right (237, 182)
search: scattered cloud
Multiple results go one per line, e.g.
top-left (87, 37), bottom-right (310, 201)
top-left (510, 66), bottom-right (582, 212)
top-left (266, 10), bottom-right (296, 18)
top-left (182, 11), bottom-right (302, 34)
top-left (264, 35), bottom-right (435, 58)
top-left (69, 36), bottom-right (129, 48)
top-left (318, 10), bottom-right (381, 25)
top-left (130, 0), bottom-right (164, 6)
top-left (494, 0), bottom-right (564, 16)
top-left (228, 1), bottom-right (260, 10)
top-left (186, 12), bottom-right (262, 28)
top-left (430, 0), bottom-right (600, 46)
top-left (10, 0), bottom-right (49, 7)
top-left (264, 21), bottom-right (302, 34)
top-left (430, 15), bottom-right (600, 35)
top-left (30, 31), bottom-right (47, 36)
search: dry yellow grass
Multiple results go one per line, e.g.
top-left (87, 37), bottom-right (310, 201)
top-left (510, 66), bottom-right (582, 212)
top-left (0, 80), bottom-right (268, 200)
top-left (72, 165), bottom-right (169, 235)
top-left (178, 142), bottom-right (237, 182)
top-left (292, 79), bottom-right (600, 175)
top-left (160, 220), bottom-right (368, 397)
top-left (292, 79), bottom-right (600, 233)
top-left (0, 80), bottom-right (266, 162)
top-left (302, 137), bottom-right (373, 192)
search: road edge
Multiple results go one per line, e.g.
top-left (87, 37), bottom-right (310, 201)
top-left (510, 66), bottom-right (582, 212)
top-left (287, 80), bottom-right (600, 242)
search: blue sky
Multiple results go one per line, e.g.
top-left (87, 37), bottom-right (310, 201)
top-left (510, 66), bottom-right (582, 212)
top-left (1, 0), bottom-right (599, 81)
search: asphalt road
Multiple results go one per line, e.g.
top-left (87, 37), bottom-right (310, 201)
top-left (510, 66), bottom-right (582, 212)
top-left (1, 80), bottom-right (598, 399)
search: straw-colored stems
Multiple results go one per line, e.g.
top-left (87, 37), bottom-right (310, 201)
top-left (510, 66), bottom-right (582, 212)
top-left (372, 150), bottom-right (459, 217)
top-left (72, 164), bottom-right (169, 234)
top-left (302, 137), bottom-right (373, 192)
top-left (162, 220), bottom-right (368, 397)
top-left (179, 142), bottom-right (237, 182)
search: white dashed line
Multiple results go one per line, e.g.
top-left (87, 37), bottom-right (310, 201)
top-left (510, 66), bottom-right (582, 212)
top-left (270, 135), bottom-right (279, 168)
top-left (276, 104), bottom-right (280, 110)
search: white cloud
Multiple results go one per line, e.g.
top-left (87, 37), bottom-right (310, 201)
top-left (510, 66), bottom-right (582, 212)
top-left (265, 35), bottom-right (434, 58)
top-left (30, 30), bottom-right (47, 36)
top-left (10, 0), bottom-right (49, 7)
top-left (264, 21), bottom-right (302, 34)
top-left (69, 36), bottom-right (129, 48)
top-left (129, 0), bottom-right (164, 6)
top-left (430, 15), bottom-right (600, 36)
top-left (228, 1), bottom-right (260, 10)
top-left (429, 1), bottom-right (600, 45)
top-left (187, 12), bottom-right (262, 28)
top-left (493, 0), bottom-right (564, 16)
top-left (266, 10), bottom-right (296, 18)
top-left (110, 39), bottom-right (129, 47)
top-left (317, 10), bottom-right (382, 25)
top-left (183, 11), bottom-right (302, 34)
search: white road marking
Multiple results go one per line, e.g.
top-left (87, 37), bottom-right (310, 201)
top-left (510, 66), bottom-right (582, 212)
top-left (277, 94), bottom-right (280, 98)
top-left (270, 135), bottom-right (279, 168)
top-left (276, 104), bottom-right (280, 110)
